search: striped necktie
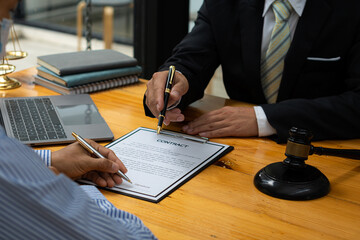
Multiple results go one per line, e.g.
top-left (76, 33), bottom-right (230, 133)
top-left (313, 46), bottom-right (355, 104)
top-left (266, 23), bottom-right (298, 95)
top-left (261, 0), bottom-right (293, 103)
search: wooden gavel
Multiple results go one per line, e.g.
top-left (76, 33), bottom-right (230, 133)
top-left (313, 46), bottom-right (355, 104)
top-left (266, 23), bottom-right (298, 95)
top-left (285, 127), bottom-right (360, 161)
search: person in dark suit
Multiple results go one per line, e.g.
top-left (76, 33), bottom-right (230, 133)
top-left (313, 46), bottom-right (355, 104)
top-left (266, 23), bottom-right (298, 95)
top-left (144, 0), bottom-right (360, 143)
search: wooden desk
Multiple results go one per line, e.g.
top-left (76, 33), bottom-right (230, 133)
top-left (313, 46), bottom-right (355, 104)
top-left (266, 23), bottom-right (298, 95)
top-left (3, 68), bottom-right (360, 240)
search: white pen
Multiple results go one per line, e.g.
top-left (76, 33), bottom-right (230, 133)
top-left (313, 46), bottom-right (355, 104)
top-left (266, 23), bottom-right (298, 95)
top-left (72, 132), bottom-right (132, 184)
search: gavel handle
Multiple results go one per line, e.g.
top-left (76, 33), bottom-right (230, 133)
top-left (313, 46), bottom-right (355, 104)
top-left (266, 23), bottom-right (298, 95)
top-left (310, 146), bottom-right (360, 160)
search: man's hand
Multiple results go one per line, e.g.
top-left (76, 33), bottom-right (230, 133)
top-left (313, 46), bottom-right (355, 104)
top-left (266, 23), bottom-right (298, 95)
top-left (145, 70), bottom-right (189, 125)
top-left (51, 140), bottom-right (127, 188)
top-left (182, 106), bottom-right (259, 138)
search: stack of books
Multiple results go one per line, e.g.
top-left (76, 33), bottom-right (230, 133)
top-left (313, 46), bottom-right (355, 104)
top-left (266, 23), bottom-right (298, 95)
top-left (34, 49), bottom-right (142, 95)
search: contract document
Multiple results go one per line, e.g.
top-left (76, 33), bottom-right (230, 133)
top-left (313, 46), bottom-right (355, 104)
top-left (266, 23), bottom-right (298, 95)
top-left (101, 127), bottom-right (233, 202)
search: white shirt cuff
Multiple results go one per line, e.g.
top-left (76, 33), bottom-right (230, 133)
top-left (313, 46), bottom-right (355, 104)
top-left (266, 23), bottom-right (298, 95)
top-left (253, 106), bottom-right (277, 137)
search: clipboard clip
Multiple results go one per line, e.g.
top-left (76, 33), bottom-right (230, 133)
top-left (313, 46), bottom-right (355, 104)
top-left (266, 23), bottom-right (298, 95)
top-left (159, 130), bottom-right (209, 143)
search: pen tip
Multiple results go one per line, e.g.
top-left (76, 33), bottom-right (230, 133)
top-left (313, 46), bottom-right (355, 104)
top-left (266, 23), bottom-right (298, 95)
top-left (157, 126), bottom-right (162, 134)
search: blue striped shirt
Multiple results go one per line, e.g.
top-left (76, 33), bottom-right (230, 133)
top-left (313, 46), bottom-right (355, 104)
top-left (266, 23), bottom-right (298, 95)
top-left (0, 127), bottom-right (157, 240)
top-left (34, 149), bottom-right (52, 166)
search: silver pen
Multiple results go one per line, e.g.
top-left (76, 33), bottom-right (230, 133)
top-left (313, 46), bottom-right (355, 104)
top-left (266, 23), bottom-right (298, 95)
top-left (72, 132), bottom-right (132, 184)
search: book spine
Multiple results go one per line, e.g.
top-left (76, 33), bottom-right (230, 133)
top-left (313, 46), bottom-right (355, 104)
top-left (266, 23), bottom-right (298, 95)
top-left (35, 74), bottom-right (139, 95)
top-left (68, 75), bottom-right (139, 94)
top-left (37, 65), bottom-right (142, 87)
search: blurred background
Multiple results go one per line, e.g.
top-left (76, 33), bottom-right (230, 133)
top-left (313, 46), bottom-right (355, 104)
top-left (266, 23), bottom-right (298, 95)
top-left (9, 0), bottom-right (227, 97)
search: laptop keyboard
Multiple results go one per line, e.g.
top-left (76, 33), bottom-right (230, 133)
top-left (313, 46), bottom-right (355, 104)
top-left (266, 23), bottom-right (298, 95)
top-left (5, 98), bottom-right (67, 142)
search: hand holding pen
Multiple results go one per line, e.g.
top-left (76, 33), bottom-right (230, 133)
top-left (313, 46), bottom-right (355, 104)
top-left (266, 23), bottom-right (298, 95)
top-left (157, 65), bottom-right (176, 134)
top-left (145, 66), bottom-right (189, 128)
top-left (72, 132), bottom-right (132, 184)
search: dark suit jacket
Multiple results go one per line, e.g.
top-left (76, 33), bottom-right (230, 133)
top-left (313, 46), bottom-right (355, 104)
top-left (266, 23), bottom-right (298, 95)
top-left (145, 0), bottom-right (360, 143)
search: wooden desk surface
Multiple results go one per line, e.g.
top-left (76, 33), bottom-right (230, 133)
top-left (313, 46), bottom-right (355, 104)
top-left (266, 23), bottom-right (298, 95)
top-left (3, 68), bottom-right (360, 240)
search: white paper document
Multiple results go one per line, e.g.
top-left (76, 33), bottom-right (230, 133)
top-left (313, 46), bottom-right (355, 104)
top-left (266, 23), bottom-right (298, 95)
top-left (103, 127), bottom-right (233, 202)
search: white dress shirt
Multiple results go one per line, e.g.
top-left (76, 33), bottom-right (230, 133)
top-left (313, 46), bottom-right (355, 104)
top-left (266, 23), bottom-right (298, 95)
top-left (254, 0), bottom-right (306, 137)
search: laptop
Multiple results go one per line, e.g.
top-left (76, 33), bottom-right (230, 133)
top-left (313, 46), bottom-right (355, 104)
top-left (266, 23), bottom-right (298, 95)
top-left (0, 94), bottom-right (114, 146)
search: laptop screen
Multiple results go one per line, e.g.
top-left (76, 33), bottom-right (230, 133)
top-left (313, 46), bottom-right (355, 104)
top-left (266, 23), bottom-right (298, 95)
top-left (56, 104), bottom-right (105, 125)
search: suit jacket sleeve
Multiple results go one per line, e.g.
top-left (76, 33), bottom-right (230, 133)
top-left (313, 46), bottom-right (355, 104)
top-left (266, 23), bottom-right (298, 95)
top-left (262, 88), bottom-right (360, 143)
top-left (144, 1), bottom-right (221, 117)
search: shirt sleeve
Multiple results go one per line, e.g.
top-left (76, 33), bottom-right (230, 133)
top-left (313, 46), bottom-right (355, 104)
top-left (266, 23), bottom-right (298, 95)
top-left (254, 106), bottom-right (277, 137)
top-left (34, 149), bottom-right (51, 167)
top-left (80, 185), bottom-right (155, 236)
top-left (0, 127), bottom-right (157, 240)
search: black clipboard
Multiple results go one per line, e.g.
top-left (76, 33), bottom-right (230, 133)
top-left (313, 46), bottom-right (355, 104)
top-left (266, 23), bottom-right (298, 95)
top-left (83, 127), bottom-right (234, 203)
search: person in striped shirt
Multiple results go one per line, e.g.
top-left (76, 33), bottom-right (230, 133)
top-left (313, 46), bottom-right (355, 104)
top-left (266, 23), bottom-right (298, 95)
top-left (0, 126), bottom-right (157, 239)
top-left (1, 3), bottom-right (156, 239)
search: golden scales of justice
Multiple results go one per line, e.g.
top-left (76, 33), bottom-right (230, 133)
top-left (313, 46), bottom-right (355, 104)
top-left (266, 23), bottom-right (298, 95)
top-left (0, 23), bottom-right (28, 90)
